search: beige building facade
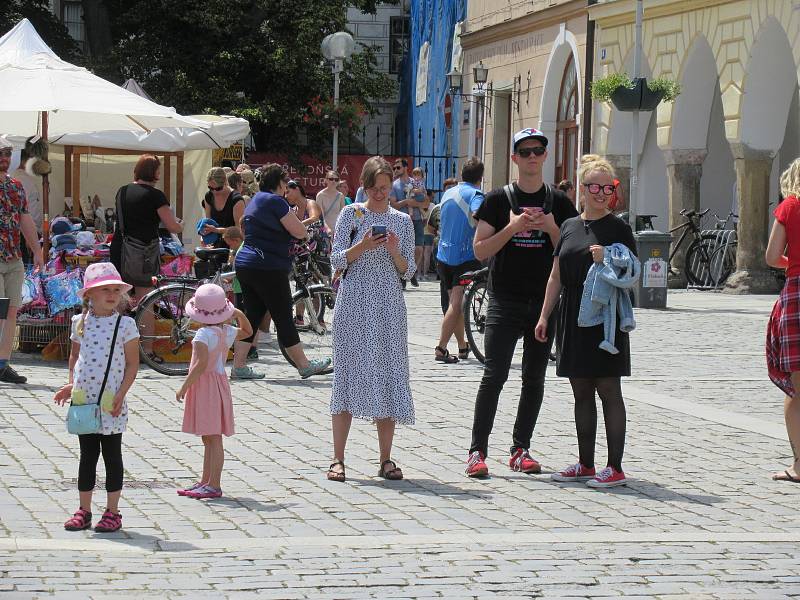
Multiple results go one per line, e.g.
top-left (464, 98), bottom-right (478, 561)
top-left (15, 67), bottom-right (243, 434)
top-left (591, 0), bottom-right (800, 292)
top-left (458, 0), bottom-right (589, 191)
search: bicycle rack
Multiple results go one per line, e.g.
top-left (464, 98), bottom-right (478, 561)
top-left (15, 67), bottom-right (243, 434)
top-left (687, 229), bottom-right (737, 290)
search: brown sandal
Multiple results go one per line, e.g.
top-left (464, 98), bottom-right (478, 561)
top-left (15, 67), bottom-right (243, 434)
top-left (327, 460), bottom-right (346, 482)
top-left (435, 346), bottom-right (459, 364)
top-left (379, 459), bottom-right (403, 480)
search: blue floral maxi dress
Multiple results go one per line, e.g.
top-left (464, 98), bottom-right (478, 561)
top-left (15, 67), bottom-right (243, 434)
top-left (329, 203), bottom-right (417, 424)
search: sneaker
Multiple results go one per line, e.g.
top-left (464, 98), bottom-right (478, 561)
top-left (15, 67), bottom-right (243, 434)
top-left (64, 507), bottom-right (92, 531)
top-left (177, 482), bottom-right (204, 496)
top-left (247, 347), bottom-right (259, 360)
top-left (186, 485), bottom-right (223, 499)
top-left (230, 366), bottom-right (265, 380)
top-left (0, 365), bottom-right (26, 384)
top-left (551, 463), bottom-right (596, 482)
top-left (465, 450), bottom-right (489, 478)
top-left (410, 274), bottom-right (419, 287)
top-left (298, 358), bottom-right (332, 379)
top-left (94, 509), bottom-right (122, 533)
top-left (586, 466), bottom-right (627, 488)
top-left (509, 448), bottom-right (541, 474)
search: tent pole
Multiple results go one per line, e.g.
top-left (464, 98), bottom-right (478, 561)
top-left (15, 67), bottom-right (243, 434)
top-left (176, 152), bottom-right (184, 223)
top-left (42, 111), bottom-right (50, 257)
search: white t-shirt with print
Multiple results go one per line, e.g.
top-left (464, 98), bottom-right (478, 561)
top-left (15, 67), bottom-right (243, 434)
top-left (70, 312), bottom-right (139, 435)
top-left (192, 325), bottom-right (237, 373)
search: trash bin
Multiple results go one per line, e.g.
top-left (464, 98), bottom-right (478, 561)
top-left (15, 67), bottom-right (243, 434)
top-left (633, 230), bottom-right (672, 309)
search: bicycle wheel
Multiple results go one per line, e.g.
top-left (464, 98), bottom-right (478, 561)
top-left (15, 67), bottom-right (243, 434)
top-left (463, 280), bottom-right (489, 364)
top-left (135, 282), bottom-right (200, 376)
top-left (279, 285), bottom-right (335, 368)
top-left (684, 235), bottom-right (718, 286)
top-left (709, 241), bottom-right (737, 287)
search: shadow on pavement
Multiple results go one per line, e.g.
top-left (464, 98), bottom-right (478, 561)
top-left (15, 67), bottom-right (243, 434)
top-left (539, 477), bottom-right (722, 505)
top-left (349, 477), bottom-right (493, 499)
top-left (205, 496), bottom-right (294, 512)
top-left (91, 529), bottom-right (197, 551)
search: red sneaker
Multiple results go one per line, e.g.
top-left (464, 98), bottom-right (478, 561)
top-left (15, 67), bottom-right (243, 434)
top-left (509, 448), bottom-right (541, 473)
top-left (551, 462), bottom-right (596, 482)
top-left (586, 466), bottom-right (626, 488)
top-left (465, 451), bottom-right (489, 478)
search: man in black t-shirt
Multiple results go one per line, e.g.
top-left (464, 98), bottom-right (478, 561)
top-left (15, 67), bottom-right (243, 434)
top-left (465, 128), bottom-right (578, 478)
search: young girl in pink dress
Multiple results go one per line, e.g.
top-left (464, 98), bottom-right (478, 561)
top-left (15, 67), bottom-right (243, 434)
top-left (176, 283), bottom-right (253, 499)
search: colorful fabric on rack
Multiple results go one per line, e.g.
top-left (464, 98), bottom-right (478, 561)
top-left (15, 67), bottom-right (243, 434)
top-left (44, 269), bottom-right (82, 315)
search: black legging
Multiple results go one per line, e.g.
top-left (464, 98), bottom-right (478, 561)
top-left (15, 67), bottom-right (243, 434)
top-left (78, 433), bottom-right (123, 492)
top-left (569, 377), bottom-right (626, 472)
top-left (236, 267), bottom-right (300, 348)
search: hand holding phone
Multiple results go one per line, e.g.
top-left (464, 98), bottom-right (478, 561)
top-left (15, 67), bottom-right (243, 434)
top-left (371, 225), bottom-right (387, 238)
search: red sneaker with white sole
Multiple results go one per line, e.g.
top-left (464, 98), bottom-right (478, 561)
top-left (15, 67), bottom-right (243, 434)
top-left (586, 466), bottom-right (626, 488)
top-left (509, 448), bottom-right (541, 473)
top-left (465, 451), bottom-right (489, 478)
top-left (551, 463), bottom-right (596, 482)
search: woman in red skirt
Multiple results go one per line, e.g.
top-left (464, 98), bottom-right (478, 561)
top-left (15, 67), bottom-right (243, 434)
top-left (766, 162), bottom-right (800, 483)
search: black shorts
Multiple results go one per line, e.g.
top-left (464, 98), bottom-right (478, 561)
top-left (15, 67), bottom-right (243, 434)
top-left (437, 259), bottom-right (482, 291)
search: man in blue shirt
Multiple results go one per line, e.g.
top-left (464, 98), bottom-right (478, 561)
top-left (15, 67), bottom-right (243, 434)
top-left (434, 157), bottom-right (485, 364)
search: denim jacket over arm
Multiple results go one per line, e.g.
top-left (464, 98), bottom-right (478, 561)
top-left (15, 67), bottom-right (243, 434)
top-left (577, 243), bottom-right (641, 354)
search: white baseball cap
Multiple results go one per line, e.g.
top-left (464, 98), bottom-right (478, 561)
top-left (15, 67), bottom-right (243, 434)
top-left (512, 128), bottom-right (548, 151)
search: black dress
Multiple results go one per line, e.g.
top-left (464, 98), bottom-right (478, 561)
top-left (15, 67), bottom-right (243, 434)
top-left (202, 190), bottom-right (244, 248)
top-left (554, 213), bottom-right (637, 378)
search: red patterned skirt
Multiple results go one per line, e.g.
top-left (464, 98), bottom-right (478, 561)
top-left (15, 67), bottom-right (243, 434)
top-left (766, 275), bottom-right (800, 396)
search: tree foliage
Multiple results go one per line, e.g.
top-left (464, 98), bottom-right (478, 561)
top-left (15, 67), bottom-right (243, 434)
top-left (0, 0), bottom-right (81, 63)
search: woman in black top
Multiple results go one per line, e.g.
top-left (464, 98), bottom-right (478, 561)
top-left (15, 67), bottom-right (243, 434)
top-left (201, 167), bottom-right (245, 248)
top-left (535, 156), bottom-right (636, 489)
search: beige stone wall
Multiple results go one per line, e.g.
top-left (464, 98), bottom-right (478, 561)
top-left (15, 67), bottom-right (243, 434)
top-left (467, 0), bottom-right (580, 32)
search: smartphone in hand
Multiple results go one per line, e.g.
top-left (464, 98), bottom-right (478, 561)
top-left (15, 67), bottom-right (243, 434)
top-left (371, 225), bottom-right (387, 238)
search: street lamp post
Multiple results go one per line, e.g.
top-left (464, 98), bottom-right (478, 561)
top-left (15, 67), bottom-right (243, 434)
top-left (321, 32), bottom-right (355, 173)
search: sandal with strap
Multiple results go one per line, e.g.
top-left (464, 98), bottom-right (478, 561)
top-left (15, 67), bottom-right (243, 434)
top-left (379, 459), bottom-right (403, 480)
top-left (458, 346), bottom-right (470, 360)
top-left (327, 460), bottom-right (346, 482)
top-left (94, 509), bottom-right (122, 533)
top-left (435, 346), bottom-right (458, 364)
top-left (64, 507), bottom-right (92, 531)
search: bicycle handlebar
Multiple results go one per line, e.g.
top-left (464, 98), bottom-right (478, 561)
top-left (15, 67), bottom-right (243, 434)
top-left (679, 208), bottom-right (710, 219)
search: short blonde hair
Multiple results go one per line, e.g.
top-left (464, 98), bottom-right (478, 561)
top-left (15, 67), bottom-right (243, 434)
top-left (360, 156), bottom-right (393, 189)
top-left (780, 158), bottom-right (800, 198)
top-left (577, 154), bottom-right (616, 184)
top-left (207, 167), bottom-right (226, 187)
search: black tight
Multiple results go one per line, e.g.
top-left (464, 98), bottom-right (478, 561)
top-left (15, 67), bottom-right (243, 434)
top-left (569, 377), bottom-right (626, 471)
top-left (78, 433), bottom-right (123, 492)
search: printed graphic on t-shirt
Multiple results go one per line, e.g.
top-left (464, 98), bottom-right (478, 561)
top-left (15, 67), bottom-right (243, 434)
top-left (511, 229), bottom-right (548, 249)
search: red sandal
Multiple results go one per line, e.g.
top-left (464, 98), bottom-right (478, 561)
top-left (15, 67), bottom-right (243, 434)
top-left (94, 509), bottom-right (122, 533)
top-left (64, 507), bottom-right (92, 531)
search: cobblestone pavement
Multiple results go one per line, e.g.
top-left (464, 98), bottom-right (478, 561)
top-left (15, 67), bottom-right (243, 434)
top-left (1, 285), bottom-right (799, 598)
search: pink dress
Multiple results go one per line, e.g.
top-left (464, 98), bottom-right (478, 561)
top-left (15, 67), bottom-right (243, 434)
top-left (182, 325), bottom-right (236, 436)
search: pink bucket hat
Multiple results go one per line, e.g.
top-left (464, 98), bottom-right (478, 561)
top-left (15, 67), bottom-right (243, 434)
top-left (185, 283), bottom-right (235, 324)
top-left (78, 262), bottom-right (132, 299)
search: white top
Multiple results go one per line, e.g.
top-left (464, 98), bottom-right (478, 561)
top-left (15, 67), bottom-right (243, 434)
top-left (70, 311), bottom-right (139, 435)
top-left (192, 325), bottom-right (237, 373)
top-left (316, 189), bottom-right (345, 231)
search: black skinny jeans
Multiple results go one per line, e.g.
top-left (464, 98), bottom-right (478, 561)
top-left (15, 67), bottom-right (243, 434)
top-left (470, 296), bottom-right (555, 457)
top-left (78, 433), bottom-right (123, 493)
top-left (237, 267), bottom-right (300, 348)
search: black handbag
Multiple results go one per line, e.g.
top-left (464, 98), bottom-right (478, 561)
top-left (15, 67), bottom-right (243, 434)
top-left (116, 185), bottom-right (161, 287)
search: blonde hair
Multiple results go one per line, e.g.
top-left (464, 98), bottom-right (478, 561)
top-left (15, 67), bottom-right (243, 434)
top-left (75, 292), bottom-right (129, 337)
top-left (360, 156), bottom-right (393, 189)
top-left (780, 158), bottom-right (800, 198)
top-left (207, 167), bottom-right (226, 187)
top-left (577, 154), bottom-right (616, 184)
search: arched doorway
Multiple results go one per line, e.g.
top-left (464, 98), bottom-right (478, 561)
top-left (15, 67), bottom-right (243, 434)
top-left (555, 55), bottom-right (578, 184)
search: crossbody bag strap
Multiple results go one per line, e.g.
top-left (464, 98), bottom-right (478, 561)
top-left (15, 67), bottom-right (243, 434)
top-left (96, 314), bottom-right (123, 405)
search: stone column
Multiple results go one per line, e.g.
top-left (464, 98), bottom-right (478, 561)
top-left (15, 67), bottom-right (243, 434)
top-left (604, 154), bottom-right (631, 213)
top-left (664, 149), bottom-right (706, 288)
top-left (724, 144), bottom-right (780, 294)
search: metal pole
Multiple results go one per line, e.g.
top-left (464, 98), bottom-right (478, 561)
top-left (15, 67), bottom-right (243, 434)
top-left (629, 0), bottom-right (643, 230)
top-left (333, 59), bottom-right (342, 172)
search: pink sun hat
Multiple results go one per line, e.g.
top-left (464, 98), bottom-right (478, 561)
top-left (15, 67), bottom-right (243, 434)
top-left (78, 262), bottom-right (133, 299)
top-left (185, 283), bottom-right (235, 324)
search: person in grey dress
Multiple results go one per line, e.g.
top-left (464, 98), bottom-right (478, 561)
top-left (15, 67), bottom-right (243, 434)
top-left (327, 156), bottom-right (416, 482)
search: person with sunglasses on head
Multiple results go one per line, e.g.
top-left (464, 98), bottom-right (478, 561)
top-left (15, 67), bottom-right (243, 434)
top-left (201, 167), bottom-right (245, 249)
top-left (0, 135), bottom-right (45, 384)
top-left (465, 128), bottom-right (578, 479)
top-left (285, 180), bottom-right (322, 226)
top-left (316, 170), bottom-right (346, 234)
top-left (534, 155), bottom-right (637, 489)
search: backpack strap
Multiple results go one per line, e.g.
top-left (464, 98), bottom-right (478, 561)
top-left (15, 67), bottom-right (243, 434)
top-left (503, 184), bottom-right (521, 215)
top-left (542, 183), bottom-right (553, 215)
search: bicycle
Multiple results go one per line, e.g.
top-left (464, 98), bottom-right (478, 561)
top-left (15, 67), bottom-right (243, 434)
top-left (705, 211), bottom-right (738, 287)
top-left (667, 208), bottom-right (717, 286)
top-left (460, 266), bottom-right (489, 364)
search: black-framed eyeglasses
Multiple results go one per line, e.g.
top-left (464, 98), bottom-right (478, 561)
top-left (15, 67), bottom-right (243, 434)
top-left (515, 147), bottom-right (546, 158)
top-left (582, 183), bottom-right (616, 196)
top-left (208, 184), bottom-right (224, 192)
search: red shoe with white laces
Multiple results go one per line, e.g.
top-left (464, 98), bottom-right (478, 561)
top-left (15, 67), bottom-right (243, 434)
top-left (508, 448), bottom-right (541, 474)
top-left (551, 463), bottom-right (596, 482)
top-left (586, 466), bottom-right (627, 488)
top-left (465, 451), bottom-right (489, 478)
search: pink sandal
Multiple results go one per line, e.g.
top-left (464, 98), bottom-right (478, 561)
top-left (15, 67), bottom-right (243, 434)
top-left (177, 482), bottom-right (204, 496)
top-left (64, 507), bottom-right (92, 531)
top-left (94, 509), bottom-right (122, 533)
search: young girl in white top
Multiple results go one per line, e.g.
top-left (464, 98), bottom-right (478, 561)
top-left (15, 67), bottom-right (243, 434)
top-left (176, 283), bottom-right (253, 499)
top-left (54, 263), bottom-right (140, 533)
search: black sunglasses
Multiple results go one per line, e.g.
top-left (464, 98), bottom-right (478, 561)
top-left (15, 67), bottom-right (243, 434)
top-left (208, 184), bottom-right (224, 192)
top-left (583, 183), bottom-right (616, 196)
top-left (516, 147), bottom-right (546, 158)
